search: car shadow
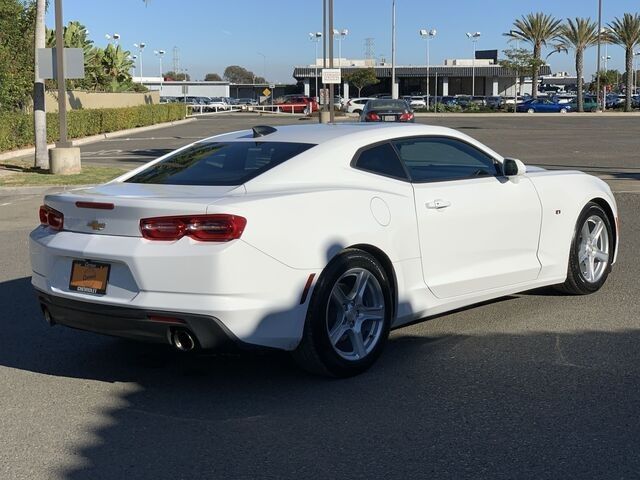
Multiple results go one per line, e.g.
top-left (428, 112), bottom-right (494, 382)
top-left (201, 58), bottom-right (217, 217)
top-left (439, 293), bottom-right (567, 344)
top-left (2, 276), bottom-right (640, 479)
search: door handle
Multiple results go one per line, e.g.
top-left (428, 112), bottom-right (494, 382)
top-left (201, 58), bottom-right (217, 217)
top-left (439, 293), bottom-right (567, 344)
top-left (426, 199), bottom-right (451, 210)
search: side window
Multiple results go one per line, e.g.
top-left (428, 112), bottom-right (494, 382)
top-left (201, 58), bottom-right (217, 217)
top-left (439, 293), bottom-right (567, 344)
top-left (392, 137), bottom-right (499, 182)
top-left (354, 143), bottom-right (408, 180)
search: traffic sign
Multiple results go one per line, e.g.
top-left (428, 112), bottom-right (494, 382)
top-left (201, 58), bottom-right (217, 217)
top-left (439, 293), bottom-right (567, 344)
top-left (269, 83), bottom-right (275, 89)
top-left (322, 68), bottom-right (341, 84)
top-left (262, 88), bottom-right (271, 97)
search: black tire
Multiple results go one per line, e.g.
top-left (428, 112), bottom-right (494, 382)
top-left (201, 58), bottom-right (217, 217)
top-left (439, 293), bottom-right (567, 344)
top-left (292, 249), bottom-right (393, 377)
top-left (556, 202), bottom-right (613, 295)
top-left (353, 109), bottom-right (362, 115)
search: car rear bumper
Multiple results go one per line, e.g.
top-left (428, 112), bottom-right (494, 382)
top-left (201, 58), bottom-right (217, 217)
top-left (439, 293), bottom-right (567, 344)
top-left (29, 228), bottom-right (317, 350)
top-left (36, 289), bottom-right (242, 350)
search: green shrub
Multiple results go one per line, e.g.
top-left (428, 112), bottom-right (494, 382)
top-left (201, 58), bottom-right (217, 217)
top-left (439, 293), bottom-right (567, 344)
top-left (0, 103), bottom-right (185, 152)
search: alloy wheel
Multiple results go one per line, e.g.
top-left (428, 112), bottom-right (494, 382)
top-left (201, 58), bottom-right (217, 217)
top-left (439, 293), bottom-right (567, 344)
top-left (326, 268), bottom-right (386, 361)
top-left (578, 215), bottom-right (610, 283)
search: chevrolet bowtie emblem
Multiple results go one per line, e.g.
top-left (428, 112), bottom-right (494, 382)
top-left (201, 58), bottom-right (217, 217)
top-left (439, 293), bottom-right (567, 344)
top-left (87, 220), bottom-right (106, 231)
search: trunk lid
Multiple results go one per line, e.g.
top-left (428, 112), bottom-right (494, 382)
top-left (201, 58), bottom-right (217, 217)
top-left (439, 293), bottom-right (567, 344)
top-left (44, 182), bottom-right (243, 237)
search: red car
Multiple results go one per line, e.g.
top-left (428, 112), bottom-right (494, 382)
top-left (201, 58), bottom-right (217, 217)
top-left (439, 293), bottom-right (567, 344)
top-left (274, 95), bottom-right (319, 114)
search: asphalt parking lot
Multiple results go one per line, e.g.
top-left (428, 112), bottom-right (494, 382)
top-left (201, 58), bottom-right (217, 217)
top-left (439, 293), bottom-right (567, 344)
top-left (1, 115), bottom-right (639, 479)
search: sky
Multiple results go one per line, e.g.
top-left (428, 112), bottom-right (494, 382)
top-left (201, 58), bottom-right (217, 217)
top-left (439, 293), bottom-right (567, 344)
top-left (46, 0), bottom-right (639, 83)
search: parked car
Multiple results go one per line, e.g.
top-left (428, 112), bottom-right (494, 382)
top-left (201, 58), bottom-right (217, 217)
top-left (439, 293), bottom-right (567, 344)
top-left (485, 96), bottom-right (504, 109)
top-left (207, 97), bottom-right (230, 111)
top-left (237, 98), bottom-right (258, 106)
top-left (360, 99), bottom-right (415, 122)
top-left (517, 98), bottom-right (573, 113)
top-left (274, 95), bottom-right (318, 114)
top-left (471, 96), bottom-right (487, 107)
top-left (439, 96), bottom-right (458, 106)
top-left (408, 96), bottom-right (427, 108)
top-left (345, 97), bottom-right (374, 114)
top-left (31, 123), bottom-right (619, 377)
top-left (567, 96), bottom-right (598, 112)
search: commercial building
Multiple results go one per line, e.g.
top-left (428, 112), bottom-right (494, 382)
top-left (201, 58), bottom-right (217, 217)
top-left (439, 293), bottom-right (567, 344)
top-left (293, 59), bottom-right (551, 98)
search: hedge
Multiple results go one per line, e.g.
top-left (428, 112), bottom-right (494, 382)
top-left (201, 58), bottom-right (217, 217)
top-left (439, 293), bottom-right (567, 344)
top-left (0, 103), bottom-right (186, 152)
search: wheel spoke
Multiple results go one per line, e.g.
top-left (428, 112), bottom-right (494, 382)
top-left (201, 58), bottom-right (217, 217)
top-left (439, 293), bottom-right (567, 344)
top-left (581, 222), bottom-right (590, 241)
top-left (578, 249), bottom-right (589, 264)
top-left (591, 219), bottom-right (604, 241)
top-left (348, 328), bottom-right (367, 359)
top-left (594, 249), bottom-right (608, 262)
top-left (352, 270), bottom-right (370, 304)
top-left (331, 285), bottom-right (349, 306)
top-left (329, 318), bottom-right (349, 345)
top-left (587, 256), bottom-right (596, 282)
top-left (357, 305), bottom-right (384, 323)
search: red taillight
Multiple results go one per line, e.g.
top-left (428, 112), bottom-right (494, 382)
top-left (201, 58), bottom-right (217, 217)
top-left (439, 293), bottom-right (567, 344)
top-left (400, 112), bottom-right (414, 122)
top-left (39, 205), bottom-right (64, 231)
top-left (366, 112), bottom-right (381, 121)
top-left (140, 214), bottom-right (247, 242)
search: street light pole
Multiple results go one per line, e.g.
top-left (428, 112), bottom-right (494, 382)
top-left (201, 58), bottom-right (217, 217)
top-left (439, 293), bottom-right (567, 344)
top-left (391, 0), bottom-right (397, 98)
top-left (466, 32), bottom-right (481, 96)
top-left (309, 32), bottom-right (322, 101)
top-left (154, 49), bottom-right (165, 93)
top-left (133, 42), bottom-right (146, 80)
top-left (54, 0), bottom-right (68, 147)
top-left (419, 29), bottom-right (436, 110)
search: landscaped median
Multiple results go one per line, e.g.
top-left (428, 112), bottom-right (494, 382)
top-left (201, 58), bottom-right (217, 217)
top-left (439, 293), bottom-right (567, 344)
top-left (0, 157), bottom-right (126, 187)
top-left (0, 103), bottom-right (186, 152)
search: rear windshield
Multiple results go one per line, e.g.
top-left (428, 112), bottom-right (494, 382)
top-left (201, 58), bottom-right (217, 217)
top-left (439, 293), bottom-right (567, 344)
top-left (368, 100), bottom-right (407, 110)
top-left (125, 141), bottom-right (314, 186)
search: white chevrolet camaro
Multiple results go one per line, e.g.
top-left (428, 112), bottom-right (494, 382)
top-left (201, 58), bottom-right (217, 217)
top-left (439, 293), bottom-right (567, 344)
top-left (30, 123), bottom-right (619, 377)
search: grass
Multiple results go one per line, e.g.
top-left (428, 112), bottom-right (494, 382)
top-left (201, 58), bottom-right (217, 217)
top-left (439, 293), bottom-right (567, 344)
top-left (0, 158), bottom-right (126, 187)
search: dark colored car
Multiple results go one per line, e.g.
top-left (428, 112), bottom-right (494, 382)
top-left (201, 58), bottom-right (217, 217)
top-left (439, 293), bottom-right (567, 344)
top-left (360, 99), bottom-right (415, 123)
top-left (439, 96), bottom-right (458, 106)
top-left (516, 98), bottom-right (572, 113)
top-left (485, 96), bottom-right (504, 109)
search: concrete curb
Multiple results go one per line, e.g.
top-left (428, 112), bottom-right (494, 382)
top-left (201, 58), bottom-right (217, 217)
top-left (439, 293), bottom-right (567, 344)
top-left (0, 184), bottom-right (96, 196)
top-left (0, 117), bottom-right (196, 162)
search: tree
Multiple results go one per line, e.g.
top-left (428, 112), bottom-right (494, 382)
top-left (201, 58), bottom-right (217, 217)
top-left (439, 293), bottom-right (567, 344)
top-left (555, 18), bottom-right (599, 112)
top-left (499, 48), bottom-right (543, 111)
top-left (344, 68), bottom-right (379, 97)
top-left (101, 44), bottom-right (134, 91)
top-left (589, 70), bottom-right (621, 93)
top-left (607, 13), bottom-right (640, 111)
top-left (223, 65), bottom-right (263, 84)
top-left (505, 13), bottom-right (563, 98)
top-left (34, 0), bottom-right (47, 168)
top-left (164, 70), bottom-right (190, 81)
top-left (0, 0), bottom-right (36, 111)
top-left (204, 73), bottom-right (222, 81)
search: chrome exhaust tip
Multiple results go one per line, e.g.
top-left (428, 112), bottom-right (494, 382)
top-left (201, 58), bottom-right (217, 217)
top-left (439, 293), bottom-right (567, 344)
top-left (171, 329), bottom-right (196, 352)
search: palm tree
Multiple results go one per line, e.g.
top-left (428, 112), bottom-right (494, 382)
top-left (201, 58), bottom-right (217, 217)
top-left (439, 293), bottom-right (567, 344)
top-left (607, 13), bottom-right (640, 111)
top-left (555, 18), bottom-right (599, 112)
top-left (505, 13), bottom-right (563, 98)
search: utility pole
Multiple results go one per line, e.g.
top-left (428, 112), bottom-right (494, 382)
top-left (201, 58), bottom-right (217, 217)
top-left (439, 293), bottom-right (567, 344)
top-left (49, 0), bottom-right (81, 174)
top-left (33, 0), bottom-right (47, 169)
top-left (391, 0), bottom-right (397, 98)
top-left (54, 0), bottom-right (68, 148)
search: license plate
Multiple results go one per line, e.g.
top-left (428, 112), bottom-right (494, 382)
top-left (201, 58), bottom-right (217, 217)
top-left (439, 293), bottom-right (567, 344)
top-left (69, 260), bottom-right (110, 295)
top-left (384, 116), bottom-right (396, 122)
